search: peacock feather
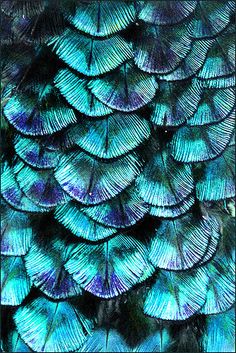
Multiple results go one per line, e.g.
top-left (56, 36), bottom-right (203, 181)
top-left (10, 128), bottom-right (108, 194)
top-left (1, 0), bottom-right (235, 352)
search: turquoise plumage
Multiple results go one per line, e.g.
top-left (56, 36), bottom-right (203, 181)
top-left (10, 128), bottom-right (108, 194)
top-left (1, 0), bottom-right (235, 352)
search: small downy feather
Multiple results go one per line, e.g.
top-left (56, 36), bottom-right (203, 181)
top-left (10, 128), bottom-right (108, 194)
top-left (81, 185), bottom-right (149, 229)
top-left (49, 29), bottom-right (133, 76)
top-left (144, 268), bottom-right (209, 320)
top-left (14, 134), bottom-right (61, 169)
top-left (149, 214), bottom-right (219, 271)
top-left (55, 151), bottom-right (142, 205)
top-left (55, 201), bottom-right (117, 241)
top-left (1, 255), bottom-right (31, 306)
top-left (136, 147), bottom-right (194, 207)
top-left (79, 329), bottom-right (129, 352)
top-left (134, 23), bottom-right (192, 74)
top-left (171, 110), bottom-right (235, 162)
top-left (14, 160), bottom-right (70, 208)
top-left (14, 296), bottom-right (94, 352)
top-left (88, 62), bottom-right (158, 112)
top-left (1, 200), bottom-right (33, 256)
top-left (137, 1), bottom-right (197, 25)
top-left (202, 308), bottom-right (235, 352)
top-left (149, 194), bottom-right (195, 219)
top-left (67, 1), bottom-right (135, 37)
top-left (196, 145), bottom-right (235, 201)
top-left (54, 69), bottom-right (113, 117)
top-left (65, 234), bottom-right (148, 298)
top-left (25, 236), bottom-right (82, 299)
top-left (1, 162), bottom-right (49, 212)
top-left (65, 113), bottom-right (151, 159)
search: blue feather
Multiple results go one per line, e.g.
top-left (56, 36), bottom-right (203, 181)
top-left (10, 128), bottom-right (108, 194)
top-left (149, 194), bottom-right (194, 218)
top-left (6, 330), bottom-right (33, 352)
top-left (14, 296), bottom-right (94, 352)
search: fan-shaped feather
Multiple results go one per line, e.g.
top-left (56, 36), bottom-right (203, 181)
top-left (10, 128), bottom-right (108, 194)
top-left (14, 135), bottom-right (61, 169)
top-left (202, 308), bottom-right (235, 352)
top-left (149, 194), bottom-right (194, 218)
top-left (188, 1), bottom-right (235, 38)
top-left (138, 1), bottom-right (197, 25)
top-left (134, 23), bottom-right (192, 74)
top-left (1, 162), bottom-right (49, 212)
top-left (3, 93), bottom-right (76, 136)
top-left (67, 1), bottom-right (135, 37)
top-left (1, 256), bottom-right (31, 306)
top-left (14, 161), bottom-right (70, 208)
top-left (136, 147), bottom-right (194, 206)
top-left (149, 214), bottom-right (219, 270)
top-left (66, 113), bottom-right (151, 159)
top-left (187, 87), bottom-right (235, 126)
top-left (81, 185), bottom-right (149, 228)
top-left (196, 145), bottom-right (235, 201)
top-left (54, 69), bottom-right (113, 117)
top-left (150, 80), bottom-right (202, 126)
top-left (80, 329), bottom-right (130, 352)
top-left (14, 297), bottom-right (94, 352)
top-left (55, 151), bottom-right (142, 205)
top-left (49, 29), bottom-right (133, 76)
top-left (55, 202), bottom-right (116, 241)
top-left (144, 268), bottom-right (209, 320)
top-left (171, 111), bottom-right (235, 162)
top-left (1, 200), bottom-right (33, 256)
top-left (65, 235), bottom-right (148, 298)
top-left (5, 330), bottom-right (33, 352)
top-left (25, 237), bottom-right (82, 299)
top-left (88, 62), bottom-right (158, 112)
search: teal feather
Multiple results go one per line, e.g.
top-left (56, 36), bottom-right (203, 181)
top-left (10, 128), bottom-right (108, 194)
top-left (158, 39), bottom-right (213, 81)
top-left (54, 69), bottom-right (113, 117)
top-left (133, 329), bottom-right (171, 352)
top-left (171, 110), bottom-right (235, 162)
top-left (66, 113), bottom-right (151, 159)
top-left (1, 200), bottom-right (33, 256)
top-left (1, 162), bottom-right (49, 212)
top-left (88, 62), bottom-right (158, 112)
top-left (137, 1), bottom-right (197, 25)
top-left (136, 147), bottom-right (194, 207)
top-left (143, 268), bottom-right (209, 320)
top-left (187, 87), bottom-right (235, 126)
top-left (1, 256), bottom-right (31, 306)
top-left (197, 29), bottom-right (235, 80)
top-left (55, 151), bottom-right (142, 205)
top-left (67, 1), bottom-right (135, 37)
top-left (49, 29), bottom-right (133, 76)
top-left (3, 91), bottom-right (77, 136)
top-left (149, 194), bottom-right (194, 218)
top-left (196, 145), bottom-right (235, 201)
top-left (14, 161), bottom-right (70, 208)
top-left (14, 297), bottom-right (94, 352)
top-left (149, 214), bottom-right (220, 271)
top-left (201, 255), bottom-right (235, 315)
top-left (81, 185), bottom-right (149, 228)
top-left (55, 202), bottom-right (117, 241)
top-left (150, 80), bottom-right (202, 126)
top-left (188, 1), bottom-right (234, 38)
top-left (25, 236), bottom-right (82, 299)
top-left (80, 329), bottom-right (130, 352)
top-left (6, 330), bottom-right (32, 352)
top-left (202, 308), bottom-right (235, 352)
top-left (134, 23), bottom-right (192, 74)
top-left (199, 74), bottom-right (235, 89)
top-left (14, 135), bottom-right (61, 169)
top-left (65, 234), bottom-right (149, 298)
